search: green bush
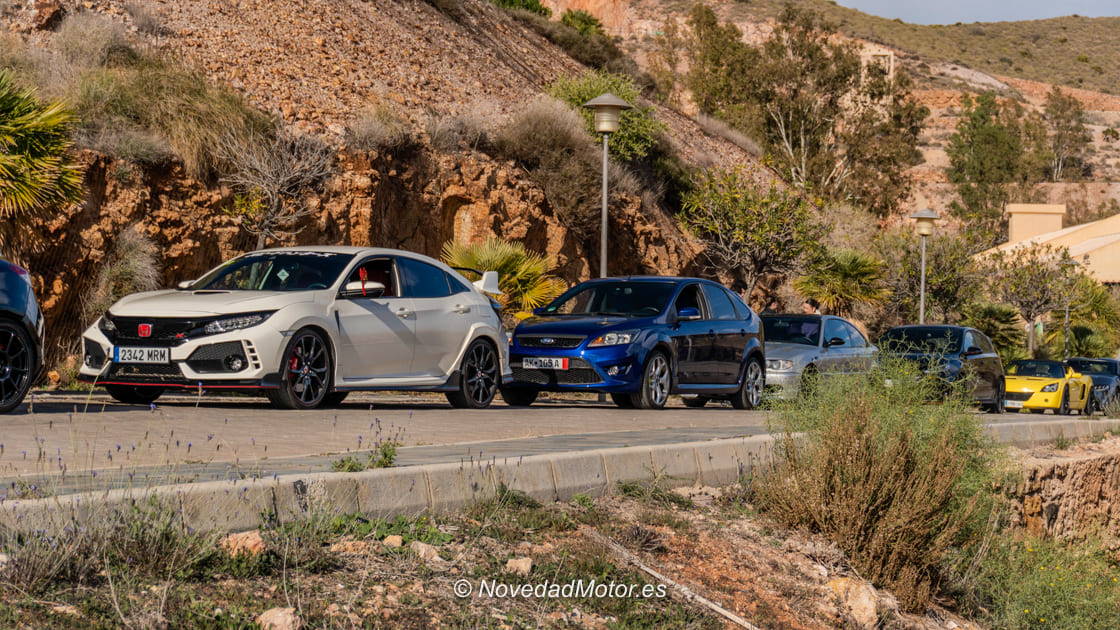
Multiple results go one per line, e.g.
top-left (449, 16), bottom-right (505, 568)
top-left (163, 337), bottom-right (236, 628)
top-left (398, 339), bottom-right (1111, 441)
top-left (490, 0), bottom-right (550, 18)
top-left (753, 356), bottom-right (1000, 612)
top-left (549, 70), bottom-right (665, 162)
top-left (561, 9), bottom-right (605, 37)
top-left (508, 9), bottom-right (627, 72)
top-left (960, 534), bottom-right (1120, 629)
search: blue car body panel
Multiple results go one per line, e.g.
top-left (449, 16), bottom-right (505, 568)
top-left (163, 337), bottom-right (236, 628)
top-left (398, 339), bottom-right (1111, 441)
top-left (0, 258), bottom-right (44, 375)
top-left (505, 277), bottom-right (764, 397)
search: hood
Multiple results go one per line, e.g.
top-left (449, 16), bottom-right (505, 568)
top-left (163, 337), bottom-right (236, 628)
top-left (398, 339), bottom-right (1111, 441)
top-left (1086, 374), bottom-right (1118, 387)
top-left (109, 290), bottom-right (310, 317)
top-left (515, 315), bottom-right (640, 335)
top-left (1004, 374), bottom-right (1062, 389)
top-left (764, 341), bottom-right (821, 363)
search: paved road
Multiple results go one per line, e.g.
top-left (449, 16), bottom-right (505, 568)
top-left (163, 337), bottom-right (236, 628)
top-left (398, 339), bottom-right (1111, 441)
top-left (0, 390), bottom-right (1046, 496)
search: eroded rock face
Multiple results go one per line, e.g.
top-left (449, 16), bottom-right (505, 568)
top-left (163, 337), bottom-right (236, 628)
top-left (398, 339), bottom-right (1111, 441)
top-left (30, 147), bottom-right (702, 364)
top-left (1009, 450), bottom-right (1120, 544)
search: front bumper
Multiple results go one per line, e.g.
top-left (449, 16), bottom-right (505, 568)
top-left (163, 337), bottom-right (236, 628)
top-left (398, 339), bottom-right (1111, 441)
top-left (764, 370), bottom-right (800, 399)
top-left (1004, 389), bottom-right (1062, 411)
top-left (507, 344), bottom-right (643, 393)
top-left (78, 325), bottom-right (284, 390)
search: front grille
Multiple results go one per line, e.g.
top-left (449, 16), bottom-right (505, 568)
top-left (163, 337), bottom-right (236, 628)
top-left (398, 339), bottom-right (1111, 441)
top-left (512, 358), bottom-right (600, 386)
top-left (105, 316), bottom-right (211, 347)
top-left (186, 342), bottom-right (246, 373)
top-left (517, 335), bottom-right (585, 349)
top-left (108, 362), bottom-right (183, 381)
top-left (1006, 392), bottom-right (1033, 401)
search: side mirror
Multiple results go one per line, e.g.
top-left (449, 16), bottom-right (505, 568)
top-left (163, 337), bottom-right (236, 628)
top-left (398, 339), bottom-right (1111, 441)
top-left (963, 346), bottom-right (983, 357)
top-left (473, 271), bottom-right (502, 295)
top-left (177, 280), bottom-right (195, 290)
top-left (677, 307), bottom-right (701, 321)
top-left (532, 306), bottom-right (545, 315)
top-left (339, 280), bottom-right (385, 299)
top-left (826, 337), bottom-right (846, 347)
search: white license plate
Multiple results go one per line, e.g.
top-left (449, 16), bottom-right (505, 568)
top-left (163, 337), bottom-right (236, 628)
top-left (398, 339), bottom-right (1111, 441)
top-left (114, 347), bottom-right (170, 364)
top-left (523, 357), bottom-right (569, 370)
top-left (1005, 400), bottom-right (1024, 409)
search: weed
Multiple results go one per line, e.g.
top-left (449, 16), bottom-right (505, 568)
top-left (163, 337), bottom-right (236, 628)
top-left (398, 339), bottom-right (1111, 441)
top-left (330, 455), bottom-right (365, 473)
top-left (346, 102), bottom-right (416, 153)
top-left (81, 224), bottom-right (161, 328)
top-left (125, 2), bottom-right (163, 36)
top-left (332, 513), bottom-right (450, 545)
top-left (572, 493), bottom-right (594, 509)
top-left (617, 480), bottom-right (693, 509)
top-left (1053, 431), bottom-right (1072, 450)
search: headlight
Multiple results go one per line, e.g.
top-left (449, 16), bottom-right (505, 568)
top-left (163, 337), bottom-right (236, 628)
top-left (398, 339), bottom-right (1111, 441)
top-left (1041, 382), bottom-right (1060, 393)
top-left (588, 330), bottom-right (637, 347)
top-left (98, 316), bottom-right (117, 333)
top-left (204, 312), bottom-right (273, 335)
top-left (767, 359), bottom-right (794, 371)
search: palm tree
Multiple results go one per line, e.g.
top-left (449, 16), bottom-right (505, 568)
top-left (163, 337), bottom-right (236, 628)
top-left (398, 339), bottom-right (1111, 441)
top-left (793, 249), bottom-right (888, 318)
top-left (0, 71), bottom-right (84, 260)
top-left (441, 237), bottom-right (566, 321)
top-left (961, 302), bottom-right (1028, 364)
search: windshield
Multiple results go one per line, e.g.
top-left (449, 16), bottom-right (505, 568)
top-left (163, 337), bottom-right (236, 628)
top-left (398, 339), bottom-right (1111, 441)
top-left (1065, 359), bottom-right (1116, 375)
top-left (762, 316), bottom-right (821, 346)
top-left (190, 252), bottom-right (352, 292)
top-left (879, 327), bottom-right (963, 354)
top-left (540, 281), bottom-right (676, 318)
top-left (1007, 361), bottom-right (1064, 379)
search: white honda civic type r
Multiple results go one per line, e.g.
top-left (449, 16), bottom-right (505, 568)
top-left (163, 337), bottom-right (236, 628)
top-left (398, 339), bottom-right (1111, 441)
top-left (78, 246), bottom-right (511, 409)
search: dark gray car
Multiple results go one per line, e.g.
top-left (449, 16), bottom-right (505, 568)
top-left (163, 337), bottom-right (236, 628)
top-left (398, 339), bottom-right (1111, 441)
top-left (0, 258), bottom-right (44, 413)
top-left (1064, 357), bottom-right (1120, 409)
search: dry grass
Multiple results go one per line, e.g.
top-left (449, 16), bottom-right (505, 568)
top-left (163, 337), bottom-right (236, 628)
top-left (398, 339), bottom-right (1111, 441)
top-left (80, 224), bottom-right (161, 328)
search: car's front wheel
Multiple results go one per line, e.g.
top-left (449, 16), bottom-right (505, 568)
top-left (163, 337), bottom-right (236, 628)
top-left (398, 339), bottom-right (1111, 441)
top-left (1058, 388), bottom-right (1071, 415)
top-left (269, 328), bottom-right (332, 410)
top-left (630, 351), bottom-right (670, 410)
top-left (610, 393), bottom-right (635, 409)
top-left (0, 321), bottom-right (35, 414)
top-left (447, 339), bottom-right (498, 409)
top-left (105, 384), bottom-right (164, 406)
top-left (500, 387), bottom-right (537, 407)
top-left (732, 357), bottom-right (765, 410)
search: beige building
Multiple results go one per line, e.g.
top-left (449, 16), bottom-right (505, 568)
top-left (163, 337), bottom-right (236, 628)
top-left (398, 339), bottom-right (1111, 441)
top-left (985, 204), bottom-right (1120, 284)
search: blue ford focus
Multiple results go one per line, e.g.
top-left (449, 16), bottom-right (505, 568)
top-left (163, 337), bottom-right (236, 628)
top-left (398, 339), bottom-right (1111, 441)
top-left (501, 277), bottom-right (765, 409)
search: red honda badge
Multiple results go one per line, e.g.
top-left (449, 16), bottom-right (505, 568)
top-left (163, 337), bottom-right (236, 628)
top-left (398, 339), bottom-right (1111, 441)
top-left (138, 323), bottom-right (152, 338)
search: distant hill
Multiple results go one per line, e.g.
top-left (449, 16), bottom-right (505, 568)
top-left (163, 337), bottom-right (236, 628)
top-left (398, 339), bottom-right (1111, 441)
top-left (713, 0), bottom-right (1120, 95)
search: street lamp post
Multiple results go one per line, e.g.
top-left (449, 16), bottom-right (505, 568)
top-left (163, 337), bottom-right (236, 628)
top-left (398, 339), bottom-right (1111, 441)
top-left (582, 93), bottom-right (632, 278)
top-left (909, 209), bottom-right (939, 325)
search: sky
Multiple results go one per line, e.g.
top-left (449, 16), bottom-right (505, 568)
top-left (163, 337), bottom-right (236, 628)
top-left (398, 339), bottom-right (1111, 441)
top-left (832, 0), bottom-right (1118, 25)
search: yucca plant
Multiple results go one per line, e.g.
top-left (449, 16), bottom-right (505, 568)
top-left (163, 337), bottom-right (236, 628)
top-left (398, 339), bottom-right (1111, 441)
top-left (793, 249), bottom-right (888, 318)
top-left (0, 71), bottom-right (83, 260)
top-left (441, 237), bottom-right (566, 320)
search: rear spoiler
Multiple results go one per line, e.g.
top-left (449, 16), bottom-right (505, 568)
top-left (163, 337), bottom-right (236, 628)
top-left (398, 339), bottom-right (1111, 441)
top-left (451, 266), bottom-right (502, 296)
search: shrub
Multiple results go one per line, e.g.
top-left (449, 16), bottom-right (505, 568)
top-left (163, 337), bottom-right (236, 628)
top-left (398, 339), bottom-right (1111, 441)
top-left (753, 356), bottom-right (1000, 612)
top-left (489, 0), bottom-right (550, 18)
top-left (507, 9), bottom-right (627, 72)
top-left (81, 224), bottom-right (161, 326)
top-left (55, 13), bottom-right (135, 68)
top-left (125, 2), bottom-right (163, 36)
top-left (424, 105), bottom-right (493, 153)
top-left (549, 70), bottom-right (666, 162)
top-left (345, 102), bottom-right (415, 153)
top-left (561, 9), bottom-right (605, 37)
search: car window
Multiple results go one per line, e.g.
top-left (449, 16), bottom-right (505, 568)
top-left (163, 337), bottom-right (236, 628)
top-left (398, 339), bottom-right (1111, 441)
top-left (962, 330), bottom-right (978, 351)
top-left (724, 288), bottom-right (753, 320)
top-left (842, 321), bottom-right (868, 348)
top-left (701, 283), bottom-right (737, 320)
top-left (398, 257), bottom-right (451, 299)
top-left (879, 327), bottom-right (963, 354)
top-left (541, 281), bottom-right (676, 317)
top-left (673, 284), bottom-right (708, 319)
top-left (974, 331), bottom-right (995, 354)
top-left (762, 316), bottom-right (821, 346)
top-left (823, 319), bottom-right (847, 345)
top-left (348, 258), bottom-right (397, 297)
top-left (1007, 361), bottom-right (1064, 378)
top-left (1066, 359), bottom-right (1113, 375)
top-left (193, 252), bottom-right (351, 292)
top-left (446, 272), bottom-right (471, 295)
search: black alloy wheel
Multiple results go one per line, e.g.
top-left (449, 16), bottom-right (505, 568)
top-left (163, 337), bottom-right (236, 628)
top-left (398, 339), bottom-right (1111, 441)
top-left (105, 384), bottom-right (164, 405)
top-left (270, 328), bottom-right (332, 410)
top-left (0, 322), bottom-right (34, 413)
top-left (447, 339), bottom-right (498, 409)
top-left (732, 357), bottom-right (765, 410)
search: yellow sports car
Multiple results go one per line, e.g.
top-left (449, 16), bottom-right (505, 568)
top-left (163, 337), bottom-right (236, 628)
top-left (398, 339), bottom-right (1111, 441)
top-left (1003, 360), bottom-right (1095, 415)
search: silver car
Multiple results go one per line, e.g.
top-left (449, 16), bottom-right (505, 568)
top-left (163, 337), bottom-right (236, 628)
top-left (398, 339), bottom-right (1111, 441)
top-left (762, 314), bottom-right (877, 399)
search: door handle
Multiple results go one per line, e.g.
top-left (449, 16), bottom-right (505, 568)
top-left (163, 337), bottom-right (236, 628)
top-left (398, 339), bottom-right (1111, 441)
top-left (396, 309), bottom-right (412, 319)
top-left (452, 304), bottom-right (470, 314)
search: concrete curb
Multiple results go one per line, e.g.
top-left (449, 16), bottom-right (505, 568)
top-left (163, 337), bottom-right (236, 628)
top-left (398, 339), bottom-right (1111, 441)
top-left (2, 419), bottom-right (1117, 534)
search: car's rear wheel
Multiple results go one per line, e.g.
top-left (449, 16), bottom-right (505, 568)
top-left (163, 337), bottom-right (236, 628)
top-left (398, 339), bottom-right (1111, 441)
top-left (447, 339), bottom-right (498, 409)
top-left (0, 321), bottom-right (35, 414)
top-left (500, 387), bottom-right (538, 407)
top-left (731, 357), bottom-right (765, 410)
top-left (269, 328), bottom-right (332, 410)
top-left (681, 395), bottom-right (708, 408)
top-left (630, 351), bottom-right (670, 410)
top-left (105, 384), bottom-right (164, 406)
top-left (981, 380), bottom-right (1005, 414)
top-left (611, 393), bottom-right (635, 408)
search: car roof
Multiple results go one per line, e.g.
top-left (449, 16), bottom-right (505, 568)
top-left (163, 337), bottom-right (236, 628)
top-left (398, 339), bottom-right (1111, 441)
top-left (239, 246), bottom-right (447, 266)
top-left (581, 276), bottom-right (719, 283)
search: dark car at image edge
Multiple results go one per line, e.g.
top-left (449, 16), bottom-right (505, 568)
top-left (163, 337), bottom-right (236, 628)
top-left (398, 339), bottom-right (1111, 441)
top-left (501, 276), bottom-right (765, 410)
top-left (0, 258), bottom-right (44, 413)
